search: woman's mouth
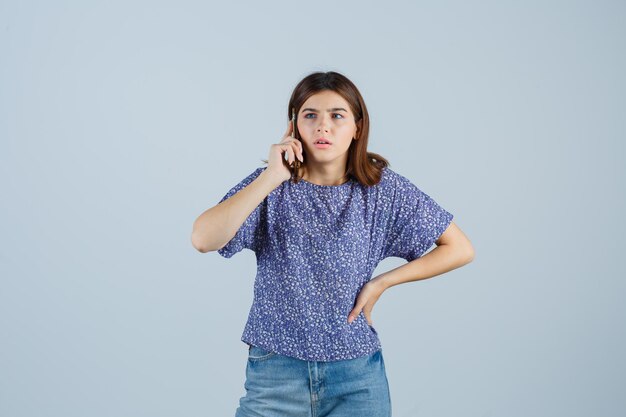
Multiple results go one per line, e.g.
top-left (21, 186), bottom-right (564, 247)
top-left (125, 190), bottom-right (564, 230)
top-left (314, 139), bottom-right (332, 149)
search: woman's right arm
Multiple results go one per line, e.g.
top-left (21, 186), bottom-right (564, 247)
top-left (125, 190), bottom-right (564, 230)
top-left (191, 169), bottom-right (283, 253)
top-left (191, 120), bottom-right (303, 253)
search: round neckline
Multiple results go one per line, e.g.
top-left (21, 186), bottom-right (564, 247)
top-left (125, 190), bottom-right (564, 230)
top-left (299, 176), bottom-right (353, 188)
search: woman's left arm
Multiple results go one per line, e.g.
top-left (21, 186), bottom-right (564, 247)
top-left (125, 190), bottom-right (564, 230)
top-left (348, 221), bottom-right (474, 325)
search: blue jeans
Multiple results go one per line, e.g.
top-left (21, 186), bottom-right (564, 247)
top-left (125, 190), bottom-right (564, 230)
top-left (235, 343), bottom-right (392, 417)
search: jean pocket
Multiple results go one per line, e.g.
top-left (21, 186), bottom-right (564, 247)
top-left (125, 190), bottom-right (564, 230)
top-left (248, 344), bottom-right (276, 361)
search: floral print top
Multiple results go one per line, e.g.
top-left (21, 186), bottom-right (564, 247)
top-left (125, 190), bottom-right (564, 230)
top-left (217, 165), bottom-right (453, 361)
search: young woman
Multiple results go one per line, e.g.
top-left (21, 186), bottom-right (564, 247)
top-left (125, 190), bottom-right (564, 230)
top-left (192, 71), bottom-right (474, 417)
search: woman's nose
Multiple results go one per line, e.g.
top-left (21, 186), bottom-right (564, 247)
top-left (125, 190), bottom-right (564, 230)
top-left (316, 115), bottom-right (331, 131)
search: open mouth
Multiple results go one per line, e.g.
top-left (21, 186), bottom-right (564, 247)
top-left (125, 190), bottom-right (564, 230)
top-left (314, 139), bottom-right (332, 148)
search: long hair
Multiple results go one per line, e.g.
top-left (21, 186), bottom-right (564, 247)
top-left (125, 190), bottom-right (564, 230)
top-left (262, 71), bottom-right (390, 187)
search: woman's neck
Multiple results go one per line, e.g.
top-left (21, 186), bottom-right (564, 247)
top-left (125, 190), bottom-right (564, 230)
top-left (301, 165), bottom-right (349, 186)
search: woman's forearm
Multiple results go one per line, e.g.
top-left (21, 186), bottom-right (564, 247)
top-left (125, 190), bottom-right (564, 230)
top-left (376, 243), bottom-right (474, 289)
top-left (191, 170), bottom-right (282, 253)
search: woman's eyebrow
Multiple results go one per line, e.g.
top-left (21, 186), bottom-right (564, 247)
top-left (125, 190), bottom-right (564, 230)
top-left (301, 107), bottom-right (348, 113)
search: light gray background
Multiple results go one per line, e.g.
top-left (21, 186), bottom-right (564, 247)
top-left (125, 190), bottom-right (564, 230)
top-left (1, 1), bottom-right (624, 416)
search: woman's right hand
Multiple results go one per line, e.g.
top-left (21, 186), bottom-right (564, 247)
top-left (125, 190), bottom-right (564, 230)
top-left (265, 120), bottom-right (304, 183)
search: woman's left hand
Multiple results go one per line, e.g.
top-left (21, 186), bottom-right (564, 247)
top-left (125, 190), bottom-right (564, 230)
top-left (348, 276), bottom-right (388, 326)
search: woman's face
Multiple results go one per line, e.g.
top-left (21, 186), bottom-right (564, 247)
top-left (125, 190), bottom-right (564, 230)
top-left (297, 90), bottom-right (358, 164)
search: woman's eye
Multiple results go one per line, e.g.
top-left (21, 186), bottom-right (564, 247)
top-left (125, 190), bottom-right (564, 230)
top-left (333, 113), bottom-right (344, 119)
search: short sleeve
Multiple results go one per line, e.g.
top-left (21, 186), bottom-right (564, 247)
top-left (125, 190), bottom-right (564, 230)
top-left (382, 175), bottom-right (454, 262)
top-left (216, 167), bottom-right (266, 258)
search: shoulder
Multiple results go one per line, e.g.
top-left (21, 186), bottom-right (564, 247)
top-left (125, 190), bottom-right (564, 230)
top-left (237, 166), bottom-right (267, 185)
top-left (378, 166), bottom-right (415, 191)
top-left (376, 167), bottom-right (431, 210)
top-left (220, 166), bottom-right (267, 201)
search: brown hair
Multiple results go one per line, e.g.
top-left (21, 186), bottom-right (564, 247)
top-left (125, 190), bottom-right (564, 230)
top-left (261, 71), bottom-right (390, 187)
